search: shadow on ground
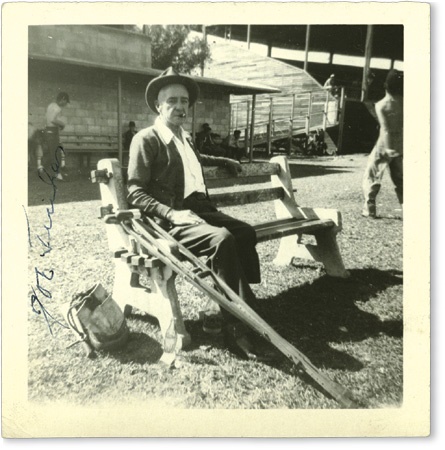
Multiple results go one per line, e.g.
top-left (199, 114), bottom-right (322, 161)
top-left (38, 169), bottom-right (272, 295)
top-left (28, 168), bottom-right (101, 206)
top-left (28, 160), bottom-right (354, 206)
top-left (111, 332), bottom-right (163, 365)
top-left (287, 163), bottom-right (353, 179)
top-left (92, 267), bottom-right (401, 406)
top-left (181, 267), bottom-right (402, 374)
top-left (108, 267), bottom-right (402, 369)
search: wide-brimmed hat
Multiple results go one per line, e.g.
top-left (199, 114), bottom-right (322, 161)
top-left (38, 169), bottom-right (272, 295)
top-left (145, 67), bottom-right (200, 113)
top-left (384, 69), bottom-right (403, 96)
top-left (57, 92), bottom-right (70, 104)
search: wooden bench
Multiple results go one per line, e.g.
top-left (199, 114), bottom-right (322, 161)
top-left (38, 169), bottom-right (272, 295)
top-left (60, 133), bottom-right (126, 168)
top-left (92, 155), bottom-right (349, 352)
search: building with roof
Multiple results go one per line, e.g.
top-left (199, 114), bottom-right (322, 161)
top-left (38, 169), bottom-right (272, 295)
top-left (28, 25), bottom-right (278, 167)
top-left (200, 24), bottom-right (404, 154)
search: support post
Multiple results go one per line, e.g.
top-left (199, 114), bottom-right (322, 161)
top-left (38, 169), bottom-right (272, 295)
top-left (247, 25), bottom-right (251, 49)
top-left (234, 102), bottom-right (238, 130)
top-left (267, 97), bottom-right (273, 156)
top-left (245, 100), bottom-right (250, 159)
top-left (337, 87), bottom-right (346, 155)
top-left (117, 75), bottom-right (123, 164)
top-left (361, 25), bottom-right (374, 102)
top-left (305, 92), bottom-right (313, 135)
top-left (192, 103), bottom-right (196, 141)
top-left (323, 90), bottom-right (329, 131)
top-left (201, 25), bottom-right (207, 77)
top-left (304, 25), bottom-right (311, 72)
top-left (267, 42), bottom-right (272, 57)
top-left (289, 94), bottom-right (295, 153)
top-left (249, 94), bottom-right (256, 163)
top-left (228, 103), bottom-right (232, 138)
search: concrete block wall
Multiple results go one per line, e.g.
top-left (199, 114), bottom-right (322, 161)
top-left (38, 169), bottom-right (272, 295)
top-left (28, 68), bottom-right (146, 135)
top-left (193, 89), bottom-right (231, 138)
top-left (29, 64), bottom-right (231, 167)
top-left (29, 25), bottom-right (152, 72)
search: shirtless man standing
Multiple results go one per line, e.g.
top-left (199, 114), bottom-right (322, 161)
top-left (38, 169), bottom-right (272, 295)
top-left (362, 69), bottom-right (403, 218)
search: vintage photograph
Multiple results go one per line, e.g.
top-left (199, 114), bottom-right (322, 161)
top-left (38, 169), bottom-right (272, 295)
top-left (2, 1), bottom-right (430, 439)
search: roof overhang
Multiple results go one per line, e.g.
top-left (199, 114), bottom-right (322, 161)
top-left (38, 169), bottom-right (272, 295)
top-left (29, 53), bottom-right (280, 96)
top-left (202, 25), bottom-right (404, 61)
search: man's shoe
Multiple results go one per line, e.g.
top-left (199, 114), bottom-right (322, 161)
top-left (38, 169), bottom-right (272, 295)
top-left (361, 203), bottom-right (376, 218)
top-left (361, 209), bottom-right (376, 218)
top-left (224, 323), bottom-right (280, 363)
top-left (201, 311), bottom-right (223, 335)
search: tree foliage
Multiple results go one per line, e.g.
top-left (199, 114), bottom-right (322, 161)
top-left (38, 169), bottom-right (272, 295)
top-left (143, 25), bottom-right (211, 74)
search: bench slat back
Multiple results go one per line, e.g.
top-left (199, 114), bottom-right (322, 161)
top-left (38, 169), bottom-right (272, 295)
top-left (116, 161), bottom-right (282, 208)
top-left (61, 133), bottom-right (119, 151)
top-left (209, 187), bottom-right (283, 208)
top-left (204, 162), bottom-right (280, 180)
top-left (203, 162), bottom-right (280, 189)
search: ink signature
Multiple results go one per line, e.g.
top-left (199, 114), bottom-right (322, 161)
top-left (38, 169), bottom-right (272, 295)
top-left (26, 146), bottom-right (68, 334)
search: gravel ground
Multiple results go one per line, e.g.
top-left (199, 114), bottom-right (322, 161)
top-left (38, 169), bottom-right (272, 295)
top-left (26, 153), bottom-right (403, 409)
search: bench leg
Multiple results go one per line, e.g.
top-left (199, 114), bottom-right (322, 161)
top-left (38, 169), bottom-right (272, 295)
top-left (112, 260), bottom-right (191, 350)
top-left (150, 265), bottom-right (192, 350)
top-left (305, 229), bottom-right (350, 278)
top-left (273, 230), bottom-right (349, 278)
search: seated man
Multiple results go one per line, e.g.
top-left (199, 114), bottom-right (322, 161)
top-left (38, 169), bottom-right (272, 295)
top-left (127, 67), bottom-right (275, 361)
top-left (223, 129), bottom-right (245, 162)
top-left (196, 123), bottom-right (226, 157)
top-left (123, 121), bottom-right (137, 152)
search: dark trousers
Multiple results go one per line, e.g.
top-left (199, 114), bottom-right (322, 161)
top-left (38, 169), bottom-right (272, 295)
top-left (43, 127), bottom-right (65, 173)
top-left (226, 146), bottom-right (245, 162)
top-left (169, 195), bottom-right (260, 322)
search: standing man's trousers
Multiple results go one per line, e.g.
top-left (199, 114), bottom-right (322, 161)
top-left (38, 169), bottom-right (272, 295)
top-left (362, 146), bottom-right (403, 214)
top-left (43, 126), bottom-right (65, 173)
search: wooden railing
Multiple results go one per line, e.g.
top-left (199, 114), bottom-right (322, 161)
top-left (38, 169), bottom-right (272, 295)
top-left (229, 87), bottom-right (344, 155)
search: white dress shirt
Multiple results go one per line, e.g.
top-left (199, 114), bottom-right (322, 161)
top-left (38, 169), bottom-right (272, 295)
top-left (155, 117), bottom-right (206, 198)
top-left (45, 102), bottom-right (63, 127)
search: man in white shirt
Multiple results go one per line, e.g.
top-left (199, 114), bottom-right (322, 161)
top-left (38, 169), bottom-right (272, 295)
top-left (42, 92), bottom-right (70, 180)
top-left (127, 67), bottom-right (276, 361)
top-left (224, 129), bottom-right (245, 162)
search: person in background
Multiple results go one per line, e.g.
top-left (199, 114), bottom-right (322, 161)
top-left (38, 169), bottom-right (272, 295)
top-left (127, 67), bottom-right (277, 361)
top-left (43, 91), bottom-right (70, 180)
top-left (123, 121), bottom-right (138, 152)
top-left (324, 73), bottom-right (339, 97)
top-left (223, 129), bottom-right (245, 162)
top-left (195, 123), bottom-right (226, 157)
top-left (28, 122), bottom-right (44, 172)
top-left (362, 69), bottom-right (403, 218)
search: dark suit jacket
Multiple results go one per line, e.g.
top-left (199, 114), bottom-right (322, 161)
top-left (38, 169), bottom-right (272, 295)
top-left (127, 124), bottom-right (228, 220)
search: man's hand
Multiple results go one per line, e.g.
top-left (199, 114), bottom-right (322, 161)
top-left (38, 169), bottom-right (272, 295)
top-left (224, 159), bottom-right (242, 176)
top-left (167, 209), bottom-right (205, 226)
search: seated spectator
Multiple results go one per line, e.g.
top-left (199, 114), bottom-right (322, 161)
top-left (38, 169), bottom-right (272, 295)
top-left (195, 123), bottom-right (226, 157)
top-left (223, 130), bottom-right (245, 162)
top-left (123, 121), bottom-right (137, 151)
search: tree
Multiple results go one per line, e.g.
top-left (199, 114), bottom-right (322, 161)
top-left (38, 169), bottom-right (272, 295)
top-left (143, 25), bottom-right (211, 74)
